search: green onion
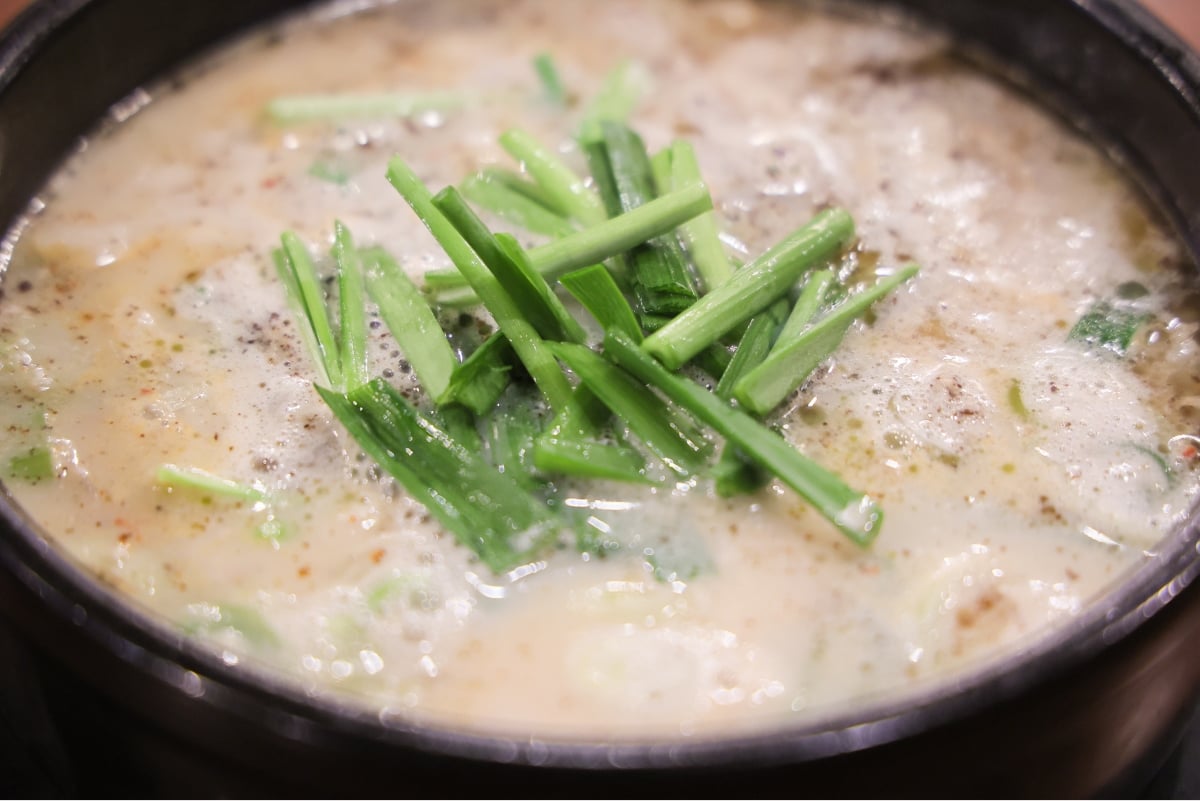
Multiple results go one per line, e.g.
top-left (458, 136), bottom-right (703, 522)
top-left (438, 334), bottom-right (515, 415)
top-left (333, 221), bottom-right (371, 391)
top-left (532, 433), bottom-right (649, 483)
top-left (587, 122), bottom-right (699, 319)
top-left (710, 301), bottom-right (787, 496)
top-left (318, 379), bottom-right (561, 572)
top-left (460, 171), bottom-right (576, 238)
top-left (6, 446), bottom-right (54, 482)
top-left (265, 91), bottom-right (464, 124)
top-left (277, 233), bottom-right (342, 388)
top-left (196, 604), bottom-right (280, 648)
top-left (604, 329), bottom-right (882, 546)
top-left (362, 247), bottom-right (457, 400)
top-left (642, 207), bottom-right (855, 370)
top-left (551, 342), bottom-right (711, 478)
top-left (524, 181), bottom-right (713, 281)
top-left (156, 464), bottom-right (268, 504)
top-left (715, 300), bottom-right (788, 400)
top-left (499, 129), bottom-right (606, 225)
top-left (666, 140), bottom-right (735, 291)
top-left (734, 264), bottom-right (920, 416)
top-left (560, 264), bottom-right (643, 342)
top-left (579, 60), bottom-right (648, 141)
top-left (386, 157), bottom-right (574, 411)
top-left (307, 158), bottom-right (352, 185)
top-left (1007, 379), bottom-right (1031, 420)
top-left (533, 52), bottom-right (567, 106)
top-left (1068, 300), bottom-right (1148, 355)
top-left (428, 181), bottom-right (713, 305)
top-left (775, 269), bottom-right (836, 347)
top-left (484, 392), bottom-right (546, 491)
top-left (431, 187), bottom-right (586, 344)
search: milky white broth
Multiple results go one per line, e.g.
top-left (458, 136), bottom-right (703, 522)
top-left (1, 0), bottom-right (1198, 739)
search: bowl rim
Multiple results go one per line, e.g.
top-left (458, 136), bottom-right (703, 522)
top-left (0, 0), bottom-right (1198, 776)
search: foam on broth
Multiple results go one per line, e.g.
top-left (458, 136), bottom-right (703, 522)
top-left (1, 0), bottom-right (1197, 738)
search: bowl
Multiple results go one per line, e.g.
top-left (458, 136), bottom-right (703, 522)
top-left (0, 0), bottom-right (1198, 795)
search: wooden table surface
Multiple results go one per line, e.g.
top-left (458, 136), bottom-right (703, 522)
top-left (0, 0), bottom-right (1198, 48)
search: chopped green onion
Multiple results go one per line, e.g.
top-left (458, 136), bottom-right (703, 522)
top-left (734, 264), bottom-right (920, 416)
top-left (1007, 379), bottom-right (1031, 420)
top-left (560, 264), bottom-right (643, 343)
top-left (333, 221), bottom-right (371, 391)
top-left (362, 247), bottom-right (457, 400)
top-left (460, 171), bottom-right (576, 238)
top-left (1068, 300), bottom-right (1148, 355)
top-left (499, 129), bottom-right (606, 225)
top-left (265, 91), bottom-right (464, 124)
top-left (642, 207), bottom-right (855, 370)
top-left (277, 233), bottom-right (342, 388)
top-left (318, 379), bottom-right (561, 572)
top-left (551, 342), bottom-right (711, 478)
top-left (484, 392), bottom-right (546, 491)
top-left (428, 181), bottom-right (713, 305)
top-left (604, 329), bottom-right (882, 546)
top-left (431, 187), bottom-right (586, 344)
top-left (532, 433), bottom-right (649, 483)
top-left (666, 140), bottom-right (735, 291)
top-left (6, 446), bottom-right (54, 482)
top-left (588, 122), bottom-right (699, 320)
top-left (386, 157), bottom-right (574, 411)
top-left (579, 60), bottom-right (648, 141)
top-left (438, 334), bottom-right (515, 415)
top-left (715, 300), bottom-right (788, 400)
top-left (198, 604), bottom-right (280, 648)
top-left (776, 269), bottom-right (836, 347)
top-left (524, 181), bottom-right (712, 281)
top-left (710, 301), bottom-right (787, 495)
top-left (307, 158), bottom-right (352, 185)
top-left (533, 52), bottom-right (567, 106)
top-left (156, 464), bottom-right (268, 504)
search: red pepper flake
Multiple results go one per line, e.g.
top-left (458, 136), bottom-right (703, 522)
top-left (371, 549), bottom-right (386, 564)
top-left (298, 565), bottom-right (311, 578)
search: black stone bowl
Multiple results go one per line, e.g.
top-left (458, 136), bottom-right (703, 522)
top-left (0, 0), bottom-right (1198, 795)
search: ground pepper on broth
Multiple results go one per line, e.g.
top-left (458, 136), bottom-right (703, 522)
top-left (1, 0), bottom-right (1198, 738)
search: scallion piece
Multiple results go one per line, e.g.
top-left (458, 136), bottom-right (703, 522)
top-left (265, 90), bottom-right (464, 125)
top-left (560, 264), bottom-right (643, 343)
top-left (333, 221), bottom-right (371, 391)
top-left (156, 464), bottom-right (268, 504)
top-left (1068, 300), bottom-right (1148, 356)
top-left (775, 269), bottom-right (836, 347)
top-left (588, 121), bottom-right (699, 319)
top-left (387, 157), bottom-right (574, 411)
top-left (709, 301), bottom-right (787, 496)
top-left (734, 264), bottom-right (920, 416)
top-left (427, 181), bottom-right (713, 304)
top-left (666, 140), bottom-right (735, 291)
top-left (551, 342), bottom-right (711, 478)
top-left (6, 446), bottom-right (54, 482)
top-left (579, 60), bottom-right (648, 141)
top-left (499, 129), bottom-right (606, 225)
top-left (533, 433), bottom-right (649, 483)
top-left (318, 379), bottom-right (561, 572)
top-left (524, 181), bottom-right (713, 281)
top-left (431, 186), bottom-right (586, 344)
top-left (604, 329), bottom-right (882, 546)
top-left (460, 171), bottom-right (576, 238)
top-left (642, 207), bottom-right (855, 370)
top-left (277, 233), bottom-right (342, 388)
top-left (533, 52), bottom-right (567, 107)
top-left (438, 334), bottom-right (515, 415)
top-left (362, 247), bottom-right (457, 400)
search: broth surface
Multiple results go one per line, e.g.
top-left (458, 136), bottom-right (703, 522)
top-left (1, 0), bottom-right (1198, 738)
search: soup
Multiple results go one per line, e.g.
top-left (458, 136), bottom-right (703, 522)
top-left (0, 0), bottom-right (1196, 739)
